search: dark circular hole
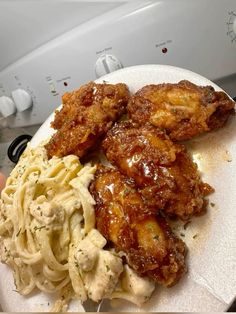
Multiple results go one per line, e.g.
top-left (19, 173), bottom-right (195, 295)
top-left (162, 47), bottom-right (168, 54)
top-left (64, 82), bottom-right (68, 86)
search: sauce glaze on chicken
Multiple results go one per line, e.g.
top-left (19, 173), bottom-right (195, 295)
top-left (45, 82), bottom-right (130, 158)
top-left (103, 121), bottom-right (213, 221)
top-left (90, 166), bottom-right (187, 287)
top-left (128, 80), bottom-right (235, 141)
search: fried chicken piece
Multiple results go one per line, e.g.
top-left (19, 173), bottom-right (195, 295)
top-left (90, 166), bottom-right (187, 287)
top-left (52, 82), bottom-right (98, 130)
top-left (103, 121), bottom-right (213, 221)
top-left (128, 80), bottom-right (235, 141)
top-left (45, 82), bottom-right (130, 158)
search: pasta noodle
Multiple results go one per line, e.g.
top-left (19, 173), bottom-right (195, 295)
top-left (0, 144), bottom-right (155, 311)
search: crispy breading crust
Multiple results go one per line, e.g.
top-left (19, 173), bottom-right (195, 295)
top-left (102, 121), bottom-right (213, 221)
top-left (45, 82), bottom-right (130, 158)
top-left (90, 165), bottom-right (187, 287)
top-left (128, 80), bottom-right (235, 141)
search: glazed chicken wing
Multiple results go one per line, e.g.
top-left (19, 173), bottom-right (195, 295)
top-left (128, 80), bottom-right (235, 141)
top-left (102, 121), bottom-right (213, 221)
top-left (45, 82), bottom-right (130, 158)
top-left (90, 166), bottom-right (186, 287)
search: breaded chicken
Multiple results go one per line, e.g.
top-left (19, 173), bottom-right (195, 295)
top-left (102, 121), bottom-right (213, 221)
top-left (90, 166), bottom-right (187, 287)
top-left (45, 82), bottom-right (130, 158)
top-left (128, 80), bottom-right (235, 141)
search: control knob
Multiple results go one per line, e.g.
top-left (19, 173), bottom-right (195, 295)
top-left (12, 88), bottom-right (33, 112)
top-left (95, 54), bottom-right (123, 78)
top-left (0, 96), bottom-right (16, 117)
top-left (227, 11), bottom-right (236, 42)
top-left (234, 16), bottom-right (236, 35)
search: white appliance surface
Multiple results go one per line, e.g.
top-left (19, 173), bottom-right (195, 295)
top-left (0, 0), bottom-right (235, 128)
top-left (1, 65), bottom-right (235, 312)
top-left (0, 1), bottom-right (122, 71)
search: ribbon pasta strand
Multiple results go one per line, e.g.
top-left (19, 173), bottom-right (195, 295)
top-left (0, 144), bottom-right (155, 311)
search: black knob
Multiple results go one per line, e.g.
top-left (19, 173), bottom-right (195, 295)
top-left (7, 134), bottom-right (32, 164)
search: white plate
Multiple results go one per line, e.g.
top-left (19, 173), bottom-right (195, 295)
top-left (1, 65), bottom-right (236, 312)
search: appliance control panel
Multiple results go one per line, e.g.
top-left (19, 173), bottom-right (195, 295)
top-left (0, 0), bottom-right (235, 128)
